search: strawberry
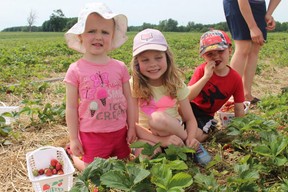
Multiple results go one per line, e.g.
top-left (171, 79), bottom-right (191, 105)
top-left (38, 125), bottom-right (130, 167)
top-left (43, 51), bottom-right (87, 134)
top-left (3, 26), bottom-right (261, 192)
top-left (55, 162), bottom-right (62, 171)
top-left (32, 169), bottom-right (39, 177)
top-left (44, 168), bottom-right (52, 176)
top-left (57, 169), bottom-right (64, 175)
top-left (52, 169), bottom-right (57, 175)
top-left (38, 169), bottom-right (44, 175)
top-left (50, 159), bottom-right (58, 167)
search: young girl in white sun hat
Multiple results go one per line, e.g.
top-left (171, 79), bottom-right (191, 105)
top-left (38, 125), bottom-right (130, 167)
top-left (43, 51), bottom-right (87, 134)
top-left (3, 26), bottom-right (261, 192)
top-left (64, 2), bottom-right (136, 171)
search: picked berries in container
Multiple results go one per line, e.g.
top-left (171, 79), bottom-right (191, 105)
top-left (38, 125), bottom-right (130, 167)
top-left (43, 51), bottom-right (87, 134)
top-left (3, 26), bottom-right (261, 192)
top-left (217, 101), bottom-right (250, 127)
top-left (26, 146), bottom-right (75, 192)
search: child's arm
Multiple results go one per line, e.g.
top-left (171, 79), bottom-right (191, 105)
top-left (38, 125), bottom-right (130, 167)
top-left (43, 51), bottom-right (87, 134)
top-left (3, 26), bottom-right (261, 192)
top-left (179, 98), bottom-right (200, 149)
top-left (65, 83), bottom-right (84, 157)
top-left (188, 62), bottom-right (215, 100)
top-left (234, 102), bottom-right (245, 117)
top-left (123, 81), bottom-right (137, 144)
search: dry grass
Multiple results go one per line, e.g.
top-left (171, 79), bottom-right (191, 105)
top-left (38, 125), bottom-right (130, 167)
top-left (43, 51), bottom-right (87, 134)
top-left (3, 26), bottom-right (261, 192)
top-left (0, 64), bottom-right (287, 191)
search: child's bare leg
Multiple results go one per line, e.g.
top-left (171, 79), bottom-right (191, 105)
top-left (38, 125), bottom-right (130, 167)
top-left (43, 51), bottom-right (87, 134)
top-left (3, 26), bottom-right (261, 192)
top-left (149, 111), bottom-right (187, 140)
top-left (194, 128), bottom-right (209, 143)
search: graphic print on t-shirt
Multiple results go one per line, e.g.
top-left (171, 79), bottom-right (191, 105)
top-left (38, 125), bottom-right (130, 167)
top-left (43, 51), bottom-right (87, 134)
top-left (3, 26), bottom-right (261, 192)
top-left (85, 71), bottom-right (126, 120)
top-left (140, 95), bottom-right (176, 116)
top-left (200, 82), bottom-right (226, 109)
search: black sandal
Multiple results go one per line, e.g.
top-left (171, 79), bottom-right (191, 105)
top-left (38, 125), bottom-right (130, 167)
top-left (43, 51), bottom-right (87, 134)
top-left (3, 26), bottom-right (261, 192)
top-left (250, 97), bottom-right (260, 105)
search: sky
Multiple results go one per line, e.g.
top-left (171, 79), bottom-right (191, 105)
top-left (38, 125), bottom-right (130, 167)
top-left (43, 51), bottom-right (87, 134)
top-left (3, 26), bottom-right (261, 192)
top-left (0, 0), bottom-right (287, 31)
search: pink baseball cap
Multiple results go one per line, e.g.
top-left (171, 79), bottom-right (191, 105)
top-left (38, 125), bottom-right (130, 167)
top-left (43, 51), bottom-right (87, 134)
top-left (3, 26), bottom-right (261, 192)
top-left (133, 28), bottom-right (168, 57)
top-left (199, 30), bottom-right (231, 56)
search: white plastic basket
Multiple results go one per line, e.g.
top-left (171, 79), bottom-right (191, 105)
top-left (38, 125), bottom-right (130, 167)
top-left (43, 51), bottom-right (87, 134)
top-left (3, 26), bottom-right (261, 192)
top-left (217, 101), bottom-right (250, 127)
top-left (0, 101), bottom-right (20, 125)
top-left (26, 146), bottom-right (75, 192)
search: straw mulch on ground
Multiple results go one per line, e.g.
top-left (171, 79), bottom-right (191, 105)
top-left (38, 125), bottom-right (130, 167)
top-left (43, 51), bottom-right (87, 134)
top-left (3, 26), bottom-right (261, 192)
top-left (0, 65), bottom-right (287, 191)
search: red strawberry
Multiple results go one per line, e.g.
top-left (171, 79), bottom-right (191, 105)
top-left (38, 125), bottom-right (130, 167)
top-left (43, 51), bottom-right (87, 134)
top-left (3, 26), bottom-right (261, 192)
top-left (55, 162), bottom-right (62, 170)
top-left (38, 169), bottom-right (44, 175)
top-left (57, 169), bottom-right (64, 175)
top-left (50, 159), bottom-right (58, 167)
top-left (52, 169), bottom-right (57, 175)
top-left (44, 168), bottom-right (52, 176)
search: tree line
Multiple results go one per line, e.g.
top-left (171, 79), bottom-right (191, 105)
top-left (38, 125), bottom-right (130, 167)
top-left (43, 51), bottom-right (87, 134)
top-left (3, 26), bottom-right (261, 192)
top-left (2, 9), bottom-right (288, 33)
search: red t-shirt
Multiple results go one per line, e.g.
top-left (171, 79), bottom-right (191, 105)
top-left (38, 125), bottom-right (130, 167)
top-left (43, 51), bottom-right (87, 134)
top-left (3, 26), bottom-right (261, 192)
top-left (188, 62), bottom-right (244, 116)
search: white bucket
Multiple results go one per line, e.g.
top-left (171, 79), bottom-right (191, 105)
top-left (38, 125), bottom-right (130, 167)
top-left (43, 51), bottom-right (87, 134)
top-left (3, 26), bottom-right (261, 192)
top-left (0, 102), bottom-right (20, 125)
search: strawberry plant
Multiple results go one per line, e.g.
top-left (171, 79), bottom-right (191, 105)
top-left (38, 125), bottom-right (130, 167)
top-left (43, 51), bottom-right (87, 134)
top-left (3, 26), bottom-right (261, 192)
top-left (258, 91), bottom-right (288, 127)
top-left (20, 98), bottom-right (65, 128)
top-left (70, 143), bottom-right (195, 192)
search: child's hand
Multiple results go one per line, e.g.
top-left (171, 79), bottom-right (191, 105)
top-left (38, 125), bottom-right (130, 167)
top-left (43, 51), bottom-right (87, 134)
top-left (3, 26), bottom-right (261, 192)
top-left (127, 127), bottom-right (137, 144)
top-left (204, 61), bottom-right (215, 79)
top-left (70, 139), bottom-right (84, 157)
top-left (161, 135), bottom-right (185, 147)
top-left (185, 137), bottom-right (200, 150)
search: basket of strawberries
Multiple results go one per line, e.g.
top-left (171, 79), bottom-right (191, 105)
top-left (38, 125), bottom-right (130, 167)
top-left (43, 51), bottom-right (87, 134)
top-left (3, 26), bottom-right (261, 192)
top-left (26, 146), bottom-right (75, 192)
top-left (217, 101), bottom-right (250, 127)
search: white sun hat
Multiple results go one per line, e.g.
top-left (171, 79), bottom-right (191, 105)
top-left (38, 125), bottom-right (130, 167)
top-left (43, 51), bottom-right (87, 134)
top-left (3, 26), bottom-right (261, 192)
top-left (65, 2), bottom-right (128, 53)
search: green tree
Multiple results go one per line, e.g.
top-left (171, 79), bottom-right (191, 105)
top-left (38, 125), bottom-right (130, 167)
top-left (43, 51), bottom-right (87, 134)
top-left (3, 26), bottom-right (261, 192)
top-left (159, 19), bottom-right (178, 32)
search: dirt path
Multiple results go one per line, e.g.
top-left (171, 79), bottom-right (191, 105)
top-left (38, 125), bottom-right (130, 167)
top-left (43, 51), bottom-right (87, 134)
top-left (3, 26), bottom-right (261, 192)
top-left (253, 65), bottom-right (288, 98)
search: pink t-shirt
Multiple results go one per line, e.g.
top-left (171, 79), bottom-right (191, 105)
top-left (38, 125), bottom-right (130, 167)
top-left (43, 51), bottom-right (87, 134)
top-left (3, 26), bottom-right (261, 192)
top-left (188, 62), bottom-right (244, 116)
top-left (64, 58), bottom-right (130, 133)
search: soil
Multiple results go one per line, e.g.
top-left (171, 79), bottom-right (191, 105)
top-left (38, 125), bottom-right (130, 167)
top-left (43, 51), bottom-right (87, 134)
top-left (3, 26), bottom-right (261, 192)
top-left (0, 64), bottom-right (287, 191)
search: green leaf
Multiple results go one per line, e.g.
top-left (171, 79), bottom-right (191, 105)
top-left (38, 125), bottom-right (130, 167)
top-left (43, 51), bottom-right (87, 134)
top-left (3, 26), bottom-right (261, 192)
top-left (227, 127), bottom-right (240, 136)
top-left (276, 138), bottom-right (288, 156)
top-left (126, 165), bottom-right (150, 184)
top-left (130, 141), bottom-right (148, 148)
top-left (151, 164), bottom-right (172, 189)
top-left (166, 160), bottom-right (188, 171)
top-left (238, 183), bottom-right (259, 192)
top-left (167, 172), bottom-right (193, 189)
top-left (253, 145), bottom-right (272, 157)
top-left (140, 142), bottom-right (162, 156)
top-left (239, 154), bottom-right (251, 164)
top-left (240, 170), bottom-right (259, 181)
top-left (100, 170), bottom-right (131, 191)
top-left (69, 178), bottom-right (89, 192)
top-left (194, 173), bottom-right (218, 189)
top-left (275, 156), bottom-right (288, 166)
top-left (0, 116), bottom-right (5, 123)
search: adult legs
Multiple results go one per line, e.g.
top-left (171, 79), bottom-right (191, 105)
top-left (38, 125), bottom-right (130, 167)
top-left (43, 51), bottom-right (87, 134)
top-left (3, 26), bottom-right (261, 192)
top-left (230, 40), bottom-right (261, 101)
top-left (243, 43), bottom-right (261, 101)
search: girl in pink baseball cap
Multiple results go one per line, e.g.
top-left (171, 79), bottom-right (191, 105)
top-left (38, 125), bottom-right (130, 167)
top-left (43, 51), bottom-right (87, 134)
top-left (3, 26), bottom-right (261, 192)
top-left (130, 29), bottom-right (211, 166)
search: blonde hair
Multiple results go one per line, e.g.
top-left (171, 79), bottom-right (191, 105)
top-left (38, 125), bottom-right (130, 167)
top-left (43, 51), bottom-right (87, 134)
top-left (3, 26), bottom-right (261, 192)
top-left (131, 48), bottom-right (184, 102)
